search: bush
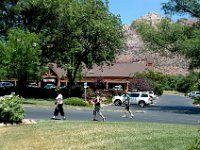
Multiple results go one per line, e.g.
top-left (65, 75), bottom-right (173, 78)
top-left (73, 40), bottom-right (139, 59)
top-left (103, 97), bottom-right (112, 104)
top-left (193, 97), bottom-right (200, 105)
top-left (64, 97), bottom-right (89, 106)
top-left (0, 95), bottom-right (24, 123)
top-left (153, 84), bottom-right (164, 96)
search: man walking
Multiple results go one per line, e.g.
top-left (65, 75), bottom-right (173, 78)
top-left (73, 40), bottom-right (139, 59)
top-left (121, 91), bottom-right (134, 118)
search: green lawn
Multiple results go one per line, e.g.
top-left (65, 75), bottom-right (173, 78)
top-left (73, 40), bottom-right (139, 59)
top-left (22, 98), bottom-right (55, 107)
top-left (0, 120), bottom-right (199, 150)
top-left (22, 98), bottom-right (95, 111)
top-left (21, 98), bottom-right (115, 111)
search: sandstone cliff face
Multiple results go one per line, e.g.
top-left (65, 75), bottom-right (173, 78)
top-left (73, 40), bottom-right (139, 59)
top-left (116, 12), bottom-right (190, 75)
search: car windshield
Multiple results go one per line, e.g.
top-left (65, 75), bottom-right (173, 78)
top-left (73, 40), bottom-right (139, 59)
top-left (130, 93), bottom-right (140, 97)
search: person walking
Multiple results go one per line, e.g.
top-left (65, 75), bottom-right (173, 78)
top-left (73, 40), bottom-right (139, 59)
top-left (51, 91), bottom-right (66, 120)
top-left (92, 91), bottom-right (105, 121)
top-left (121, 91), bottom-right (134, 118)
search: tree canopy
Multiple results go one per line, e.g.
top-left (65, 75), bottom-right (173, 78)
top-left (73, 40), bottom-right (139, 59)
top-left (132, 1), bottom-right (200, 70)
top-left (0, 0), bottom-right (125, 87)
top-left (162, 0), bottom-right (200, 19)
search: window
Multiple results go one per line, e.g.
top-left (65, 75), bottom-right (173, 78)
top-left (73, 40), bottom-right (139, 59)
top-left (131, 93), bottom-right (140, 97)
top-left (141, 93), bottom-right (148, 97)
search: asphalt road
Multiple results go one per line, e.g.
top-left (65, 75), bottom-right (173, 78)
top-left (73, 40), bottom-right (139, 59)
top-left (24, 94), bottom-right (200, 125)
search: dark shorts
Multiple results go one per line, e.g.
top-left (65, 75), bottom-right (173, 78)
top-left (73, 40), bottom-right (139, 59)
top-left (125, 104), bottom-right (129, 111)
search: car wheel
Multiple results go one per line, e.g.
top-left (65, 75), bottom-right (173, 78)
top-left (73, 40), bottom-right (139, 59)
top-left (114, 100), bottom-right (122, 106)
top-left (139, 101), bottom-right (146, 108)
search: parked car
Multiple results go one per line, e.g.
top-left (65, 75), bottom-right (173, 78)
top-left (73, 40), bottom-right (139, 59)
top-left (112, 91), bottom-right (153, 107)
top-left (0, 82), bottom-right (14, 89)
top-left (44, 84), bottom-right (57, 89)
top-left (112, 85), bottom-right (123, 91)
top-left (27, 83), bottom-right (38, 88)
top-left (187, 91), bottom-right (200, 98)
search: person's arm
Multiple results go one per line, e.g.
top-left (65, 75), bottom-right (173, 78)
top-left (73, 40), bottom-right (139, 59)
top-left (55, 94), bottom-right (62, 104)
top-left (128, 96), bottom-right (131, 105)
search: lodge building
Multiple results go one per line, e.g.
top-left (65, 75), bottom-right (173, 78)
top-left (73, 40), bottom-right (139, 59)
top-left (40, 59), bottom-right (154, 91)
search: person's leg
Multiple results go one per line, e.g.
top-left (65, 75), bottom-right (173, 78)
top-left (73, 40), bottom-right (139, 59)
top-left (96, 106), bottom-right (105, 121)
top-left (129, 110), bottom-right (134, 118)
top-left (58, 104), bottom-right (66, 120)
top-left (51, 106), bottom-right (59, 119)
top-left (122, 105), bottom-right (128, 117)
top-left (128, 105), bottom-right (134, 118)
top-left (92, 107), bottom-right (97, 120)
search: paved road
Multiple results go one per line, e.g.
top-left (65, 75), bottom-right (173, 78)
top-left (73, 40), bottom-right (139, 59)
top-left (25, 94), bottom-right (200, 125)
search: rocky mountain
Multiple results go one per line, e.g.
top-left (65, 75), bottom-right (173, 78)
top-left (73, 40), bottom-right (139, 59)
top-left (116, 12), bottom-right (190, 75)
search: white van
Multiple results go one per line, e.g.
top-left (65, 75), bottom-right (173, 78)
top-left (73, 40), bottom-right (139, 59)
top-left (112, 91), bottom-right (153, 107)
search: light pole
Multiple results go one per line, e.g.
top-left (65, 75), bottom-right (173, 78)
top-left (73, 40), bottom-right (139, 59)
top-left (84, 82), bottom-right (87, 101)
top-left (83, 70), bottom-right (94, 101)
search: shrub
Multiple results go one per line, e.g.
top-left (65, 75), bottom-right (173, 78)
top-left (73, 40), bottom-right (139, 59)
top-left (129, 78), bottom-right (152, 92)
top-left (64, 97), bottom-right (89, 106)
top-left (0, 95), bottom-right (24, 123)
top-left (153, 84), bottom-right (164, 96)
top-left (193, 97), bottom-right (200, 105)
top-left (103, 97), bottom-right (112, 104)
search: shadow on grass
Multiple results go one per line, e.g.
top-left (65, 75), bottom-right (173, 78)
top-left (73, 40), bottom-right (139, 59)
top-left (22, 101), bottom-right (36, 105)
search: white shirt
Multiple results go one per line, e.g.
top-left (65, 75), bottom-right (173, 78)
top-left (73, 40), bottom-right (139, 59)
top-left (56, 94), bottom-right (63, 104)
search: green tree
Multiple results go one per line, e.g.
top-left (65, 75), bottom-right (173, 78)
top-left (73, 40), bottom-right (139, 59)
top-left (133, 0), bottom-right (200, 70)
top-left (132, 18), bottom-right (187, 54)
top-left (1, 0), bottom-right (124, 88)
top-left (162, 0), bottom-right (200, 70)
top-left (133, 70), bottom-right (164, 95)
top-left (0, 43), bottom-right (8, 79)
top-left (133, 16), bottom-right (200, 70)
top-left (0, 0), bottom-right (60, 40)
top-left (162, 0), bottom-right (200, 19)
top-left (38, 0), bottom-right (124, 87)
top-left (2, 28), bottom-right (42, 94)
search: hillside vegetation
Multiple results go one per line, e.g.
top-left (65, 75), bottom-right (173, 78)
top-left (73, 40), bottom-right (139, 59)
top-left (117, 12), bottom-right (190, 75)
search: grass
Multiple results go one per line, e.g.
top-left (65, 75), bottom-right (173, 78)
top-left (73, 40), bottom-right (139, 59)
top-left (21, 98), bottom-right (115, 111)
top-left (0, 120), bottom-right (199, 150)
top-left (22, 98), bottom-right (55, 107)
top-left (163, 90), bottom-right (185, 96)
top-left (22, 98), bottom-right (94, 110)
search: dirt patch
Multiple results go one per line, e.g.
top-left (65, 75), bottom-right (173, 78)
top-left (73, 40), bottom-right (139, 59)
top-left (0, 119), bottom-right (37, 127)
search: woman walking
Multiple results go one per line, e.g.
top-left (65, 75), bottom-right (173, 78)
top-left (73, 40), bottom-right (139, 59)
top-left (51, 91), bottom-right (66, 120)
top-left (92, 91), bottom-right (105, 121)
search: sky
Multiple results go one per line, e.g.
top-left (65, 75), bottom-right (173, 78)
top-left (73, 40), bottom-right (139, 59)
top-left (108, 0), bottom-right (186, 25)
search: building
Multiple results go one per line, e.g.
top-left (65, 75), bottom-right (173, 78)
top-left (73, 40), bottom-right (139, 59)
top-left (41, 63), bottom-right (67, 87)
top-left (41, 60), bottom-right (154, 91)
